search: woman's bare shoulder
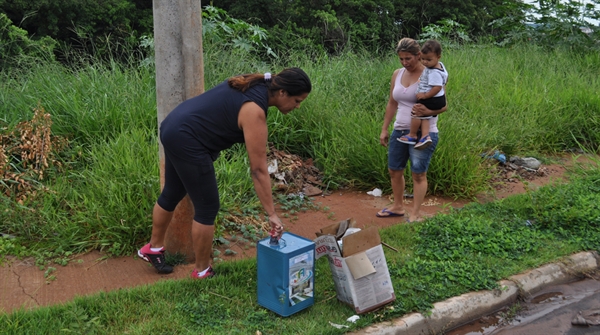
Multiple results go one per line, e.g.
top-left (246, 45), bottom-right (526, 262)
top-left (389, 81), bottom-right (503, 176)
top-left (391, 68), bottom-right (403, 81)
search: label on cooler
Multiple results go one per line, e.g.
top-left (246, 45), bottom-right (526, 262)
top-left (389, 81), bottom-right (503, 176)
top-left (288, 250), bottom-right (314, 306)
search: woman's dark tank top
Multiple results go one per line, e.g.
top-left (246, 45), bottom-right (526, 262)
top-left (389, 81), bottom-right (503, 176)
top-left (159, 80), bottom-right (269, 163)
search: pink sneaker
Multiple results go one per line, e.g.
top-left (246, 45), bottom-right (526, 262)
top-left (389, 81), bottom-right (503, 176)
top-left (190, 266), bottom-right (216, 279)
top-left (137, 243), bottom-right (173, 274)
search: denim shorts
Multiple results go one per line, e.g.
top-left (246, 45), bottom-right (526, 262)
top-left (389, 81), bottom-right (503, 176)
top-left (388, 129), bottom-right (439, 173)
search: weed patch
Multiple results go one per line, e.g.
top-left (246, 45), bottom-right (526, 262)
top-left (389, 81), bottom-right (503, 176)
top-left (0, 104), bottom-right (69, 204)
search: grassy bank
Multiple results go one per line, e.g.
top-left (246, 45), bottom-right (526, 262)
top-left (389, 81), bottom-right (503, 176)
top-left (0, 44), bottom-right (599, 260)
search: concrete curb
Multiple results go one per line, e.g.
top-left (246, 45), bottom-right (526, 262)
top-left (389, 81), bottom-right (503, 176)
top-left (352, 251), bottom-right (599, 335)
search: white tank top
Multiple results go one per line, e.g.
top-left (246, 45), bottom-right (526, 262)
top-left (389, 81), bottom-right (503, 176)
top-left (392, 68), bottom-right (439, 133)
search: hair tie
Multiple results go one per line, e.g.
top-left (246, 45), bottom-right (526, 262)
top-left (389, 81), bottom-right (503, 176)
top-left (264, 72), bottom-right (271, 82)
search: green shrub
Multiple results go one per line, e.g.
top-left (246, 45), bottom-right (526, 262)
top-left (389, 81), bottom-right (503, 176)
top-left (0, 13), bottom-right (56, 70)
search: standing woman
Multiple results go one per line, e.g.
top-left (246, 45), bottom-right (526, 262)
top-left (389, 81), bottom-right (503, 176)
top-left (376, 38), bottom-right (447, 222)
top-left (138, 68), bottom-right (312, 278)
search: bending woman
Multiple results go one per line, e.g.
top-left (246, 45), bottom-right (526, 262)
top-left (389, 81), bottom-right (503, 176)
top-left (138, 68), bottom-right (312, 278)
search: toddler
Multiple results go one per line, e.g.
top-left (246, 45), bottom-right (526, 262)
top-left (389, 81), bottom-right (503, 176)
top-left (398, 40), bottom-right (448, 149)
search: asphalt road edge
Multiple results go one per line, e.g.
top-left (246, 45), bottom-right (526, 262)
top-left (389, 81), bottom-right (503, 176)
top-left (352, 251), bottom-right (600, 335)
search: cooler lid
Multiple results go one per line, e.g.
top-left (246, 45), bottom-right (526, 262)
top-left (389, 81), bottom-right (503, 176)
top-left (258, 232), bottom-right (314, 253)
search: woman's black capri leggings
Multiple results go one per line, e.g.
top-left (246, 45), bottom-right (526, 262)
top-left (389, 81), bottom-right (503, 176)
top-left (156, 148), bottom-right (220, 225)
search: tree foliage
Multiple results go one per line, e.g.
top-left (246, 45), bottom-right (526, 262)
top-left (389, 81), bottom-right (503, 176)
top-left (0, 13), bottom-right (55, 70)
top-left (212, 0), bottom-right (522, 53)
top-left (202, 6), bottom-right (276, 58)
top-left (490, 0), bottom-right (600, 51)
top-left (0, 0), bottom-right (152, 61)
top-left (2, 0), bottom-right (600, 63)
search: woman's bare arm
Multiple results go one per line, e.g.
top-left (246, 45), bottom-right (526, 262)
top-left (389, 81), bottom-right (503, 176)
top-left (238, 102), bottom-right (284, 236)
top-left (380, 69), bottom-right (400, 147)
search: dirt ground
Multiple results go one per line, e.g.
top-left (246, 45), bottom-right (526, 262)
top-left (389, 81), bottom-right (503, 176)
top-left (0, 154), bottom-right (595, 314)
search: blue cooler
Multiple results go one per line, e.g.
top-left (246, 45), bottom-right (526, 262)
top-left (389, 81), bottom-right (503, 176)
top-left (257, 232), bottom-right (315, 316)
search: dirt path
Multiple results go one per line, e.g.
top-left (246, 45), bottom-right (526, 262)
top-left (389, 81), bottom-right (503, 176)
top-left (0, 154), bottom-right (593, 314)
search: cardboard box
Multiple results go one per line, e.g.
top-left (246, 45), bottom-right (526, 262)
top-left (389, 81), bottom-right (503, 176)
top-left (314, 218), bottom-right (396, 314)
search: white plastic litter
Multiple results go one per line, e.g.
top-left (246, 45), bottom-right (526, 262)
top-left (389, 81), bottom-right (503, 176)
top-left (367, 188), bottom-right (382, 197)
top-left (347, 315), bottom-right (360, 323)
top-left (510, 156), bottom-right (542, 170)
top-left (329, 321), bottom-right (349, 329)
top-left (338, 228), bottom-right (362, 252)
top-left (341, 228), bottom-right (361, 239)
top-left (267, 159), bottom-right (278, 174)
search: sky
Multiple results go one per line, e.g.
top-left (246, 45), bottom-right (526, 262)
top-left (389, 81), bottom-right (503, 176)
top-left (524, 0), bottom-right (599, 25)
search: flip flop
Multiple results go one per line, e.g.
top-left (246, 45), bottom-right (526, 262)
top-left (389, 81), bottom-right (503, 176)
top-left (376, 208), bottom-right (405, 217)
top-left (398, 135), bottom-right (417, 145)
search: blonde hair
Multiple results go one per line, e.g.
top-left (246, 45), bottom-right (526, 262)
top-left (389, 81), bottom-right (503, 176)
top-left (395, 38), bottom-right (421, 55)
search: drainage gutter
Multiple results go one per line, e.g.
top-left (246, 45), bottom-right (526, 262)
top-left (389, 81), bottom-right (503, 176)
top-left (352, 251), bottom-right (599, 335)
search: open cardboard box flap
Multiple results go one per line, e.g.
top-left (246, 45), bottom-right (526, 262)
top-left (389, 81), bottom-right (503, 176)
top-left (315, 218), bottom-right (381, 257)
top-left (341, 226), bottom-right (381, 257)
top-left (345, 251), bottom-right (377, 279)
top-left (315, 218), bottom-right (358, 238)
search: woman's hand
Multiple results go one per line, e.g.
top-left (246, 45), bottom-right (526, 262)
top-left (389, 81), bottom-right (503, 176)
top-left (379, 129), bottom-right (389, 147)
top-left (268, 213), bottom-right (284, 238)
top-left (411, 103), bottom-right (431, 118)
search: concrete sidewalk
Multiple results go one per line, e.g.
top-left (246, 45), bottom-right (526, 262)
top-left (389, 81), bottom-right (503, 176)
top-left (352, 251), bottom-right (600, 335)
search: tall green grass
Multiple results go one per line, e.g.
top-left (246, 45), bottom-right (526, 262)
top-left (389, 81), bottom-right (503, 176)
top-left (0, 44), bottom-right (599, 258)
top-left (443, 46), bottom-right (600, 154)
top-left (1, 61), bottom-right (157, 143)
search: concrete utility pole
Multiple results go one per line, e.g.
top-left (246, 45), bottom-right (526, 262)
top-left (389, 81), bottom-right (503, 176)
top-left (153, 0), bottom-right (204, 261)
